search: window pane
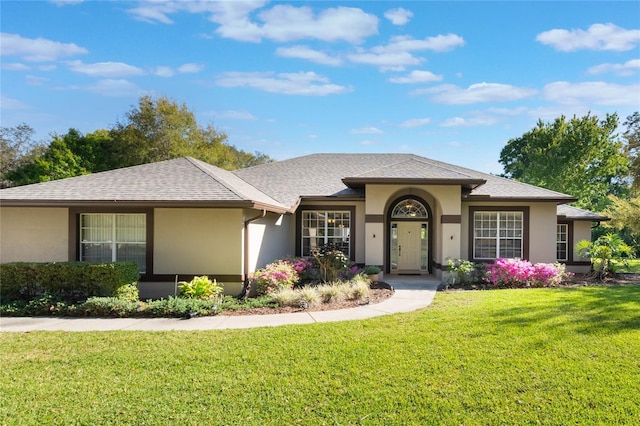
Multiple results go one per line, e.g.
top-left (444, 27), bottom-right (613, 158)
top-left (474, 211), bottom-right (523, 260)
top-left (80, 213), bottom-right (146, 273)
top-left (301, 210), bottom-right (351, 257)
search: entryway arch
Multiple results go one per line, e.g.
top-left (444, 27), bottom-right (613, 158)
top-left (386, 195), bottom-right (433, 274)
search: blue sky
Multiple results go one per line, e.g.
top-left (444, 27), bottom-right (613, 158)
top-left (1, 1), bottom-right (639, 174)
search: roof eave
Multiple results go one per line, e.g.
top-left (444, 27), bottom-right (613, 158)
top-left (465, 195), bottom-right (578, 203)
top-left (342, 177), bottom-right (487, 189)
top-left (0, 199), bottom-right (289, 213)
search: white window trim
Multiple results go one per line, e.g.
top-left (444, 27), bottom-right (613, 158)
top-left (301, 210), bottom-right (351, 257)
top-left (473, 211), bottom-right (524, 260)
top-left (556, 223), bottom-right (568, 262)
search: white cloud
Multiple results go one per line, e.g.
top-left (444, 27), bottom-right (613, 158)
top-left (67, 60), bottom-right (145, 77)
top-left (0, 95), bottom-right (29, 110)
top-left (215, 71), bottom-right (352, 96)
top-left (350, 126), bottom-right (383, 134)
top-left (26, 75), bottom-right (48, 86)
top-left (587, 59), bottom-right (640, 76)
top-left (542, 81), bottom-right (640, 106)
top-left (80, 79), bottom-right (140, 97)
top-left (276, 46), bottom-right (343, 66)
top-left (376, 34), bottom-right (465, 53)
top-left (385, 8), bottom-right (413, 26)
top-left (215, 110), bottom-right (257, 120)
top-left (348, 34), bottom-right (464, 71)
top-left (348, 50), bottom-right (422, 71)
top-left (250, 5), bottom-right (379, 43)
top-left (360, 139), bottom-right (377, 145)
top-left (440, 117), bottom-right (497, 127)
top-left (400, 118), bottom-right (431, 128)
top-left (417, 83), bottom-right (537, 105)
top-left (389, 70), bottom-right (443, 84)
top-left (536, 23), bottom-right (640, 52)
top-left (178, 63), bottom-right (204, 74)
top-left (0, 32), bottom-right (87, 62)
top-left (1, 62), bottom-right (30, 71)
top-left (154, 66), bottom-right (175, 77)
top-left (128, 2), bottom-right (379, 44)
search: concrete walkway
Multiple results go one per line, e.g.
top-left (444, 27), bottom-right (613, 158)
top-left (0, 276), bottom-right (440, 332)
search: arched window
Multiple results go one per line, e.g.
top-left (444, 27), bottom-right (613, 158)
top-left (391, 198), bottom-right (428, 218)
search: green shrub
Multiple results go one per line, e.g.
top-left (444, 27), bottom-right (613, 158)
top-left (296, 287), bottom-right (321, 307)
top-left (0, 262), bottom-right (139, 302)
top-left (178, 276), bottom-right (223, 300)
top-left (344, 280), bottom-right (370, 300)
top-left (144, 297), bottom-right (219, 318)
top-left (218, 295), bottom-right (277, 311)
top-left (82, 297), bottom-right (140, 318)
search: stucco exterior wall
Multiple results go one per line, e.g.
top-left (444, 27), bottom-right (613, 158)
top-left (572, 221), bottom-right (593, 262)
top-left (461, 201), bottom-right (558, 264)
top-left (246, 211), bottom-right (294, 273)
top-left (364, 185), bottom-right (462, 274)
top-left (0, 207), bottom-right (69, 263)
top-left (154, 208), bottom-right (243, 289)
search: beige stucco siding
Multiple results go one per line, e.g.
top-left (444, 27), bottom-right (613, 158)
top-left (572, 221), bottom-right (592, 263)
top-left (461, 201), bottom-right (558, 263)
top-left (0, 207), bottom-right (69, 263)
top-left (364, 185), bottom-right (462, 270)
top-left (246, 211), bottom-right (294, 273)
top-left (154, 208), bottom-right (243, 275)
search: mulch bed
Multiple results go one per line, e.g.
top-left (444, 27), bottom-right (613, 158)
top-left (223, 283), bottom-right (395, 316)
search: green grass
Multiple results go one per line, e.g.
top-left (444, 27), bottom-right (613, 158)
top-left (614, 258), bottom-right (640, 273)
top-left (2, 286), bottom-right (639, 425)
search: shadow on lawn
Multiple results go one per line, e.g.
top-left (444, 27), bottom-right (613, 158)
top-left (490, 285), bottom-right (640, 336)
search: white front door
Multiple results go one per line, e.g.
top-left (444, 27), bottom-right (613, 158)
top-left (392, 221), bottom-right (427, 272)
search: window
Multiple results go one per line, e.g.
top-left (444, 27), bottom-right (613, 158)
top-left (301, 210), bottom-right (351, 257)
top-left (473, 211), bottom-right (523, 259)
top-left (80, 213), bottom-right (147, 273)
top-left (557, 224), bottom-right (568, 261)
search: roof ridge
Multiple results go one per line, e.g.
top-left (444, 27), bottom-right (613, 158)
top-left (185, 157), bottom-right (251, 201)
top-left (186, 157), bottom-right (283, 207)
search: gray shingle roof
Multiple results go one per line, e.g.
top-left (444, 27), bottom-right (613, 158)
top-left (1, 153), bottom-right (580, 213)
top-left (557, 204), bottom-right (609, 221)
top-left (234, 153), bottom-right (576, 207)
top-left (0, 157), bottom-right (287, 211)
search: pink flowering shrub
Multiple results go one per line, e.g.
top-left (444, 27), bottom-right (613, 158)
top-left (251, 260), bottom-right (299, 296)
top-left (485, 258), bottom-right (570, 288)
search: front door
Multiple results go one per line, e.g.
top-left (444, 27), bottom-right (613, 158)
top-left (391, 221), bottom-right (428, 272)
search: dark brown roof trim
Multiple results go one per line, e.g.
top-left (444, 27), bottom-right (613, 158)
top-left (465, 196), bottom-right (577, 203)
top-left (557, 214), bottom-right (610, 222)
top-left (342, 177), bottom-right (486, 188)
top-left (0, 199), bottom-right (289, 213)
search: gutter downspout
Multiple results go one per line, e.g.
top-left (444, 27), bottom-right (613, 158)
top-left (241, 209), bottom-right (267, 297)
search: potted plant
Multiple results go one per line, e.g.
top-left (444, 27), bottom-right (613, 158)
top-left (363, 265), bottom-right (381, 283)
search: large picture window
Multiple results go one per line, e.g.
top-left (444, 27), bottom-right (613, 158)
top-left (301, 210), bottom-right (351, 257)
top-left (80, 213), bottom-right (147, 273)
top-left (473, 211), bottom-right (523, 260)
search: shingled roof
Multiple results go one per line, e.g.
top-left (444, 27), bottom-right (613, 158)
top-left (234, 153), bottom-right (576, 207)
top-left (557, 204), bottom-right (610, 222)
top-left (0, 157), bottom-right (288, 212)
top-left (1, 153), bottom-right (579, 212)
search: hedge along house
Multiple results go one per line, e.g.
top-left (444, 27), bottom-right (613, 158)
top-left (0, 154), bottom-right (607, 299)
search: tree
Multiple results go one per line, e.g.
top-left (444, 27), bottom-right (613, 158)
top-left (499, 113), bottom-right (629, 212)
top-left (109, 95), bottom-right (271, 170)
top-left (622, 112), bottom-right (640, 192)
top-left (576, 233), bottom-right (635, 280)
top-left (0, 124), bottom-right (45, 188)
top-left (2, 96), bottom-right (272, 186)
top-left (5, 136), bottom-right (88, 185)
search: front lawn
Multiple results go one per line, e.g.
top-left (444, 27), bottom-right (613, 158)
top-left (1, 286), bottom-right (639, 425)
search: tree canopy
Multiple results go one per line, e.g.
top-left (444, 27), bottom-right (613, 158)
top-left (1, 96), bottom-right (272, 187)
top-left (499, 113), bottom-right (629, 212)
